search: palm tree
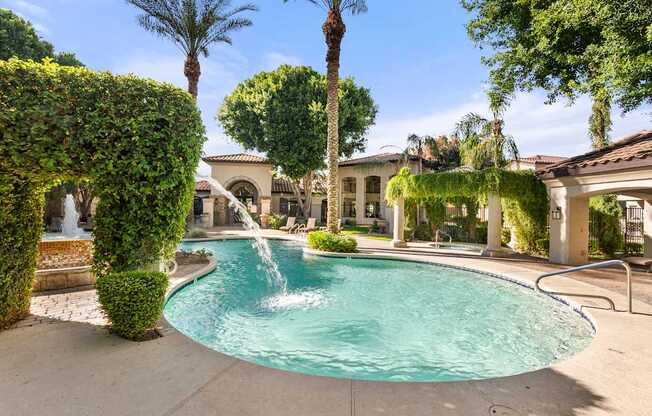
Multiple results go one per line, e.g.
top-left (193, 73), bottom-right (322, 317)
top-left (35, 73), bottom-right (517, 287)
top-left (453, 88), bottom-right (519, 170)
top-left (284, 0), bottom-right (367, 233)
top-left (126, 0), bottom-right (257, 99)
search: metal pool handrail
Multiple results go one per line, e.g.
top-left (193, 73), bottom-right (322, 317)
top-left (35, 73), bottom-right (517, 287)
top-left (535, 260), bottom-right (632, 313)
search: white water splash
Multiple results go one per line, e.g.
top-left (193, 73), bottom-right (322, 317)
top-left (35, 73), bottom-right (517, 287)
top-left (198, 176), bottom-right (287, 293)
top-left (62, 194), bottom-right (85, 237)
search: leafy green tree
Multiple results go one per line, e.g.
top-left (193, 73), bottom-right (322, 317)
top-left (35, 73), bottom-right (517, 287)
top-left (283, 0), bottom-right (368, 233)
top-left (0, 9), bottom-right (83, 66)
top-left (218, 65), bottom-right (377, 217)
top-left (462, 0), bottom-right (651, 112)
top-left (126, 0), bottom-right (257, 99)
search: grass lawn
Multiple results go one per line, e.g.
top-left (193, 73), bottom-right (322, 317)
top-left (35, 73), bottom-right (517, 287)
top-left (340, 226), bottom-right (371, 235)
top-left (364, 235), bottom-right (393, 241)
top-left (341, 226), bottom-right (392, 241)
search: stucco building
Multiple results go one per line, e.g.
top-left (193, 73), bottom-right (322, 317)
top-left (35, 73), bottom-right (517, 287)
top-left (539, 130), bottom-right (652, 265)
top-left (192, 153), bottom-right (421, 231)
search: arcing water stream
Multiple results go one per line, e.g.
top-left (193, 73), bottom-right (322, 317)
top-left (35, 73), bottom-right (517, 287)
top-left (198, 176), bottom-right (287, 293)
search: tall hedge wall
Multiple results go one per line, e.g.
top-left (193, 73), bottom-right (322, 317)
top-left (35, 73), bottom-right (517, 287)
top-left (0, 59), bottom-right (205, 328)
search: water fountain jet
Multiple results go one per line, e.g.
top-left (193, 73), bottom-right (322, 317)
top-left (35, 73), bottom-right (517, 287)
top-left (198, 176), bottom-right (287, 293)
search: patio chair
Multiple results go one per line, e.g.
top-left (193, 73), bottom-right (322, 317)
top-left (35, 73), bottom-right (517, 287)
top-left (296, 218), bottom-right (318, 234)
top-left (279, 217), bottom-right (298, 232)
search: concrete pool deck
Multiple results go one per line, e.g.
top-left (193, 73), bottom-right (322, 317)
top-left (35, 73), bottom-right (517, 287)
top-left (1, 231), bottom-right (651, 415)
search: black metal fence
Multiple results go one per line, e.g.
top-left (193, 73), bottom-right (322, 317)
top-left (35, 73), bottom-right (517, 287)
top-left (589, 205), bottom-right (644, 255)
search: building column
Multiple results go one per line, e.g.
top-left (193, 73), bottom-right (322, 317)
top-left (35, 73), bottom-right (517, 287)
top-left (356, 175), bottom-right (366, 225)
top-left (260, 197), bottom-right (272, 229)
top-left (644, 200), bottom-right (652, 257)
top-left (391, 198), bottom-right (408, 248)
top-left (380, 176), bottom-right (389, 221)
top-left (214, 196), bottom-right (227, 226)
top-left (549, 189), bottom-right (589, 265)
top-left (483, 192), bottom-right (503, 256)
top-left (201, 197), bottom-right (215, 229)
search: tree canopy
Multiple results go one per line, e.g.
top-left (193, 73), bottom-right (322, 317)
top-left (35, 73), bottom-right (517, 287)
top-left (0, 9), bottom-right (83, 66)
top-left (218, 65), bottom-right (377, 180)
top-left (462, 0), bottom-right (652, 112)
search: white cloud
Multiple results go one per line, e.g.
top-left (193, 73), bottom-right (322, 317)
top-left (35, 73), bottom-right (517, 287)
top-left (364, 92), bottom-right (651, 158)
top-left (6, 0), bottom-right (48, 17)
top-left (262, 52), bottom-right (302, 71)
top-left (3, 2), bottom-right (49, 34)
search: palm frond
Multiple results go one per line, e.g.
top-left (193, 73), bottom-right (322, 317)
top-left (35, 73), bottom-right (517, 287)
top-left (126, 0), bottom-right (257, 56)
top-left (282, 0), bottom-right (367, 14)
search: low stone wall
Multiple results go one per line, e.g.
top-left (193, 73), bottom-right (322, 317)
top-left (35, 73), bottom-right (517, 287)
top-left (34, 266), bottom-right (96, 292)
top-left (38, 239), bottom-right (93, 270)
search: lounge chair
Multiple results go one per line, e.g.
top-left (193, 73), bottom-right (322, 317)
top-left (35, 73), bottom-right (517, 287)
top-left (624, 257), bottom-right (652, 273)
top-left (295, 218), bottom-right (318, 234)
top-left (279, 217), bottom-right (297, 232)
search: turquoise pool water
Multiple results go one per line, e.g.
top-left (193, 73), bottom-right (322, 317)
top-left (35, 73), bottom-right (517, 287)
top-left (164, 240), bottom-right (594, 382)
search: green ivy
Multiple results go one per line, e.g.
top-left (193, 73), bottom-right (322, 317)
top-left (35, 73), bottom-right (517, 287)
top-left (96, 271), bottom-right (168, 340)
top-left (0, 59), bottom-right (205, 328)
top-left (386, 167), bottom-right (549, 252)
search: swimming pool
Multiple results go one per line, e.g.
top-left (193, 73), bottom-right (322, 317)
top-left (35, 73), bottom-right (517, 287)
top-left (164, 239), bottom-right (593, 382)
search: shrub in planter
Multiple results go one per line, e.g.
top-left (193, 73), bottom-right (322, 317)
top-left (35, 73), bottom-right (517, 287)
top-left (307, 231), bottom-right (357, 253)
top-left (268, 213), bottom-right (285, 230)
top-left (96, 271), bottom-right (168, 340)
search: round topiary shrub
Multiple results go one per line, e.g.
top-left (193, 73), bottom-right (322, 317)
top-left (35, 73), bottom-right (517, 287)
top-left (96, 271), bottom-right (168, 340)
top-left (307, 231), bottom-right (358, 253)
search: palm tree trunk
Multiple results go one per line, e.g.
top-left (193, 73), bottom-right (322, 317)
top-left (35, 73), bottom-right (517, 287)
top-left (323, 10), bottom-right (346, 234)
top-left (184, 55), bottom-right (201, 99)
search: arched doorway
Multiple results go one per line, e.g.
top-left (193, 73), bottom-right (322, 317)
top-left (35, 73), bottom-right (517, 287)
top-left (228, 180), bottom-right (259, 224)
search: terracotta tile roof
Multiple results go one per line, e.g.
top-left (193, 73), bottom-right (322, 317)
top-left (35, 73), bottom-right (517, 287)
top-left (195, 180), bottom-right (211, 192)
top-left (517, 155), bottom-right (568, 165)
top-left (202, 153), bottom-right (270, 164)
top-left (339, 153), bottom-right (419, 167)
top-left (272, 177), bottom-right (326, 194)
top-left (539, 130), bottom-right (652, 178)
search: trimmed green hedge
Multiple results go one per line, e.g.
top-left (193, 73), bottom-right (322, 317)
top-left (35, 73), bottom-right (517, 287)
top-left (0, 59), bottom-right (205, 328)
top-left (0, 177), bottom-right (45, 326)
top-left (307, 231), bottom-right (358, 253)
top-left (96, 271), bottom-right (168, 340)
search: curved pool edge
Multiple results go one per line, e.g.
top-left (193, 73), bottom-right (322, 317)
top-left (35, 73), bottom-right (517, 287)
top-left (302, 247), bottom-right (598, 334)
top-left (146, 237), bottom-right (651, 414)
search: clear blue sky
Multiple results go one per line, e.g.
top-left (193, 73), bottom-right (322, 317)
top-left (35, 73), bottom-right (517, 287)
top-left (4, 0), bottom-right (650, 173)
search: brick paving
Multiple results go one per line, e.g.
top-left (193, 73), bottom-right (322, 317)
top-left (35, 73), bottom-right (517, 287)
top-left (9, 288), bottom-right (107, 329)
top-left (10, 262), bottom-right (207, 330)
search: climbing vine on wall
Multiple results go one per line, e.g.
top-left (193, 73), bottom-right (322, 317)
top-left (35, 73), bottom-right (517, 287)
top-left (386, 167), bottom-right (549, 252)
top-left (0, 59), bottom-right (205, 328)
